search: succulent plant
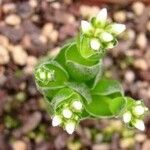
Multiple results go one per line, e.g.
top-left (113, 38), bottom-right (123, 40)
top-left (34, 8), bottom-right (149, 134)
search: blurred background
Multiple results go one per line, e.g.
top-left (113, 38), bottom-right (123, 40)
top-left (0, 0), bottom-right (150, 150)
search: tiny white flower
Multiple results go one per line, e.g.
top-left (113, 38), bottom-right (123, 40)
top-left (81, 20), bottom-right (92, 34)
top-left (110, 23), bottom-right (126, 35)
top-left (65, 122), bottom-right (76, 134)
top-left (52, 115), bottom-right (61, 127)
top-left (136, 101), bottom-right (142, 105)
top-left (133, 105), bottom-right (145, 116)
top-left (90, 38), bottom-right (101, 50)
top-left (39, 72), bottom-right (46, 80)
top-left (72, 100), bottom-right (83, 111)
top-left (134, 119), bottom-right (145, 131)
top-left (62, 108), bottom-right (72, 119)
top-left (123, 111), bottom-right (132, 123)
top-left (47, 70), bottom-right (55, 81)
top-left (100, 32), bottom-right (113, 42)
top-left (96, 8), bottom-right (107, 22)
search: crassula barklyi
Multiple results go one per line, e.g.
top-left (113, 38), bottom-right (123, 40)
top-left (34, 8), bottom-right (149, 134)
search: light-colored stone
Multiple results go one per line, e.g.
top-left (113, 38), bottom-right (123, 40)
top-left (146, 20), bottom-right (150, 32)
top-left (142, 140), bottom-right (150, 150)
top-left (49, 30), bottom-right (59, 43)
top-left (92, 144), bottom-right (110, 150)
top-left (5, 14), bottom-right (21, 26)
top-left (0, 46), bottom-right (10, 65)
top-left (132, 2), bottom-right (145, 16)
top-left (29, 0), bottom-right (38, 8)
top-left (124, 70), bottom-right (135, 83)
top-left (42, 23), bottom-right (54, 37)
top-left (11, 45), bottom-right (28, 66)
top-left (12, 140), bottom-right (27, 150)
top-left (80, 5), bottom-right (99, 19)
top-left (136, 33), bottom-right (147, 49)
top-left (26, 56), bottom-right (37, 66)
top-left (113, 11), bottom-right (126, 23)
top-left (120, 138), bottom-right (135, 149)
top-left (135, 134), bottom-right (147, 143)
top-left (0, 35), bottom-right (9, 48)
top-left (134, 59), bottom-right (148, 71)
top-left (2, 3), bottom-right (16, 14)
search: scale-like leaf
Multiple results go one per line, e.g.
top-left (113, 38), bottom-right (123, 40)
top-left (85, 95), bottom-right (126, 118)
top-left (91, 79), bottom-right (124, 96)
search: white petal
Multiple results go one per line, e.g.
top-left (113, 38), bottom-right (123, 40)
top-left (72, 100), bottom-right (82, 111)
top-left (96, 8), bottom-right (107, 22)
top-left (134, 120), bottom-right (145, 131)
top-left (62, 108), bottom-right (72, 119)
top-left (52, 115), bottom-right (61, 127)
top-left (81, 20), bottom-right (92, 34)
top-left (100, 32), bottom-right (113, 42)
top-left (133, 105), bottom-right (145, 116)
top-left (110, 23), bottom-right (126, 35)
top-left (123, 112), bottom-right (132, 123)
top-left (90, 38), bottom-right (101, 50)
top-left (65, 122), bottom-right (75, 134)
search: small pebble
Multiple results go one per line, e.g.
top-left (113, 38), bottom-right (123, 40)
top-left (142, 140), bottom-right (150, 150)
top-left (133, 59), bottom-right (148, 71)
top-left (2, 3), bottom-right (16, 14)
top-left (126, 29), bottom-right (135, 40)
top-left (135, 134), bottom-right (147, 143)
top-left (132, 2), bottom-right (145, 16)
top-left (11, 45), bottom-right (28, 66)
top-left (124, 70), bottom-right (135, 83)
top-left (113, 11), bottom-right (126, 23)
top-left (49, 30), bottom-right (59, 43)
top-left (26, 56), bottom-right (37, 66)
top-left (42, 23), bottom-right (54, 37)
top-left (146, 20), bottom-right (150, 32)
top-left (0, 35), bottom-right (9, 48)
top-left (92, 144), bottom-right (110, 150)
top-left (29, 0), bottom-right (38, 8)
top-left (12, 140), bottom-right (27, 150)
top-left (0, 46), bottom-right (10, 65)
top-left (80, 5), bottom-right (99, 19)
top-left (120, 138), bottom-right (135, 149)
top-left (5, 14), bottom-right (21, 26)
top-left (136, 33), bottom-right (147, 49)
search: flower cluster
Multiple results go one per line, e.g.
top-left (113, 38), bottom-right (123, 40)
top-left (34, 8), bottom-right (149, 134)
top-left (123, 100), bottom-right (148, 131)
top-left (35, 65), bottom-right (55, 85)
top-left (52, 99), bottom-right (83, 134)
top-left (81, 8), bottom-right (126, 51)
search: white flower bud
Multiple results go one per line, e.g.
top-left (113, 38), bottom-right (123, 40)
top-left (100, 32), bottom-right (113, 42)
top-left (110, 23), bottom-right (126, 35)
top-left (90, 38), bottom-right (101, 50)
top-left (39, 72), bottom-right (46, 80)
top-left (65, 122), bottom-right (76, 134)
top-left (123, 111), bottom-right (132, 123)
top-left (133, 105), bottom-right (145, 116)
top-left (52, 115), bottom-right (61, 127)
top-left (81, 20), bottom-right (92, 34)
top-left (134, 119), bottom-right (145, 131)
top-left (72, 100), bottom-right (83, 111)
top-left (47, 70), bottom-right (55, 81)
top-left (96, 8), bottom-right (107, 22)
top-left (62, 108), bottom-right (72, 119)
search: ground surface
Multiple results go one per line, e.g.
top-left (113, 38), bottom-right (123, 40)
top-left (0, 0), bottom-right (150, 150)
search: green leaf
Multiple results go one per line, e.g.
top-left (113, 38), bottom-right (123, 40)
top-left (51, 88), bottom-right (81, 110)
top-left (66, 43), bottom-right (101, 81)
top-left (91, 79), bottom-right (124, 96)
top-left (35, 60), bottom-right (69, 90)
top-left (85, 95), bottom-right (126, 118)
top-left (66, 82), bottom-right (92, 104)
